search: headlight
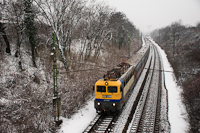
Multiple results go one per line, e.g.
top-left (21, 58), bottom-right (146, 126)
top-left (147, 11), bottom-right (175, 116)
top-left (105, 82), bottom-right (108, 86)
top-left (113, 103), bottom-right (116, 106)
top-left (97, 102), bottom-right (100, 105)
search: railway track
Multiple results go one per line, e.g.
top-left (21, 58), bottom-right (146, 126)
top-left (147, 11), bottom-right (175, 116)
top-left (83, 40), bottom-right (164, 133)
top-left (128, 44), bottom-right (161, 133)
top-left (83, 115), bottom-right (115, 133)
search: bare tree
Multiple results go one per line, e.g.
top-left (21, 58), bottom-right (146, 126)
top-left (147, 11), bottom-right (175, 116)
top-left (77, 2), bottom-right (113, 59)
top-left (92, 4), bottom-right (112, 58)
top-left (34, 0), bottom-right (86, 70)
top-left (64, 0), bottom-right (85, 54)
top-left (0, 1), bottom-right (11, 54)
top-left (5, 0), bottom-right (25, 70)
top-left (24, 0), bottom-right (37, 67)
top-left (170, 21), bottom-right (183, 55)
top-left (0, 22), bottom-right (10, 54)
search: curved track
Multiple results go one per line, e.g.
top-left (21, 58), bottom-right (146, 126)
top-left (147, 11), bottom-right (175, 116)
top-left (83, 39), bottom-right (164, 133)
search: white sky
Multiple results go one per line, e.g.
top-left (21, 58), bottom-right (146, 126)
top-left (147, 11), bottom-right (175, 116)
top-left (96, 0), bottom-right (200, 33)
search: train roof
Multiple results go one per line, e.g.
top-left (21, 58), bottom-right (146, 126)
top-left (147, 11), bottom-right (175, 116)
top-left (125, 43), bottom-right (149, 67)
top-left (101, 41), bottom-right (149, 81)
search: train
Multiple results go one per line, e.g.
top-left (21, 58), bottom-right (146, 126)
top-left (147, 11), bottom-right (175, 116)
top-left (94, 42), bottom-right (150, 113)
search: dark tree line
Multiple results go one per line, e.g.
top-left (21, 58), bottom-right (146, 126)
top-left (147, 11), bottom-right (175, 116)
top-left (1, 0), bottom-right (140, 70)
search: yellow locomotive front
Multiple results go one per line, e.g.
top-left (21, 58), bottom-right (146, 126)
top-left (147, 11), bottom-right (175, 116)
top-left (94, 78), bottom-right (123, 113)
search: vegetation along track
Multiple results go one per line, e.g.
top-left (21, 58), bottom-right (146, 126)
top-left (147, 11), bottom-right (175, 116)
top-left (83, 41), bottom-right (163, 133)
top-left (128, 44), bottom-right (162, 133)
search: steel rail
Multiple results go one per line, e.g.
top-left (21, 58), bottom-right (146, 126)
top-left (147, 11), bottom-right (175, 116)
top-left (128, 44), bottom-right (156, 133)
top-left (83, 115), bottom-right (115, 133)
top-left (129, 43), bottom-right (162, 133)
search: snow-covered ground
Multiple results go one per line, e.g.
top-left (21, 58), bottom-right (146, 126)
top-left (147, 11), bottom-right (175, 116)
top-left (151, 39), bottom-right (189, 133)
top-left (59, 99), bottom-right (96, 133)
top-left (59, 38), bottom-right (189, 133)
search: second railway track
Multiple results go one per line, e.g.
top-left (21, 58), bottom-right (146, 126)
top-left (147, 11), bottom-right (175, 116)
top-left (128, 44), bottom-right (161, 133)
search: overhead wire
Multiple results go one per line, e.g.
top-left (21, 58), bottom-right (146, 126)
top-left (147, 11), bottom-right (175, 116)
top-left (55, 55), bottom-right (200, 76)
top-left (144, 68), bottom-right (200, 76)
top-left (58, 64), bottom-right (200, 76)
top-left (57, 60), bottom-right (121, 74)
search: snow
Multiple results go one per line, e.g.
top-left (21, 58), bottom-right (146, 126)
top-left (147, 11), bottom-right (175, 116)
top-left (151, 39), bottom-right (189, 133)
top-left (59, 98), bottom-right (96, 133)
top-left (59, 38), bottom-right (189, 133)
top-left (0, 98), bottom-right (11, 106)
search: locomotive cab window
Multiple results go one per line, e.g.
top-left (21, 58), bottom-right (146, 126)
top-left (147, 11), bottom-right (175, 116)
top-left (108, 86), bottom-right (117, 93)
top-left (97, 86), bottom-right (106, 92)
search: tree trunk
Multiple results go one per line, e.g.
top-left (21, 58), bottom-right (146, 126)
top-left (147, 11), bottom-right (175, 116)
top-left (31, 36), bottom-right (37, 67)
top-left (24, 0), bottom-right (37, 67)
top-left (58, 43), bottom-right (68, 70)
top-left (0, 22), bottom-right (11, 54)
top-left (15, 29), bottom-right (23, 70)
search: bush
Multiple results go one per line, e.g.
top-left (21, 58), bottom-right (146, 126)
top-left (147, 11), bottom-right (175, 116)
top-left (182, 77), bottom-right (200, 133)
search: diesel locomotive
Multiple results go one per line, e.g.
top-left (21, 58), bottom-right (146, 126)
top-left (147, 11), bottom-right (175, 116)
top-left (94, 42), bottom-right (150, 113)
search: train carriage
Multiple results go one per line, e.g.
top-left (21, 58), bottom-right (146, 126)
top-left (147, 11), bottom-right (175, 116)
top-left (94, 43), bottom-right (150, 113)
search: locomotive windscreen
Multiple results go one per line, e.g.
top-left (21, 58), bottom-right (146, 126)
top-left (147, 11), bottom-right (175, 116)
top-left (108, 86), bottom-right (117, 93)
top-left (97, 86), bottom-right (106, 92)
